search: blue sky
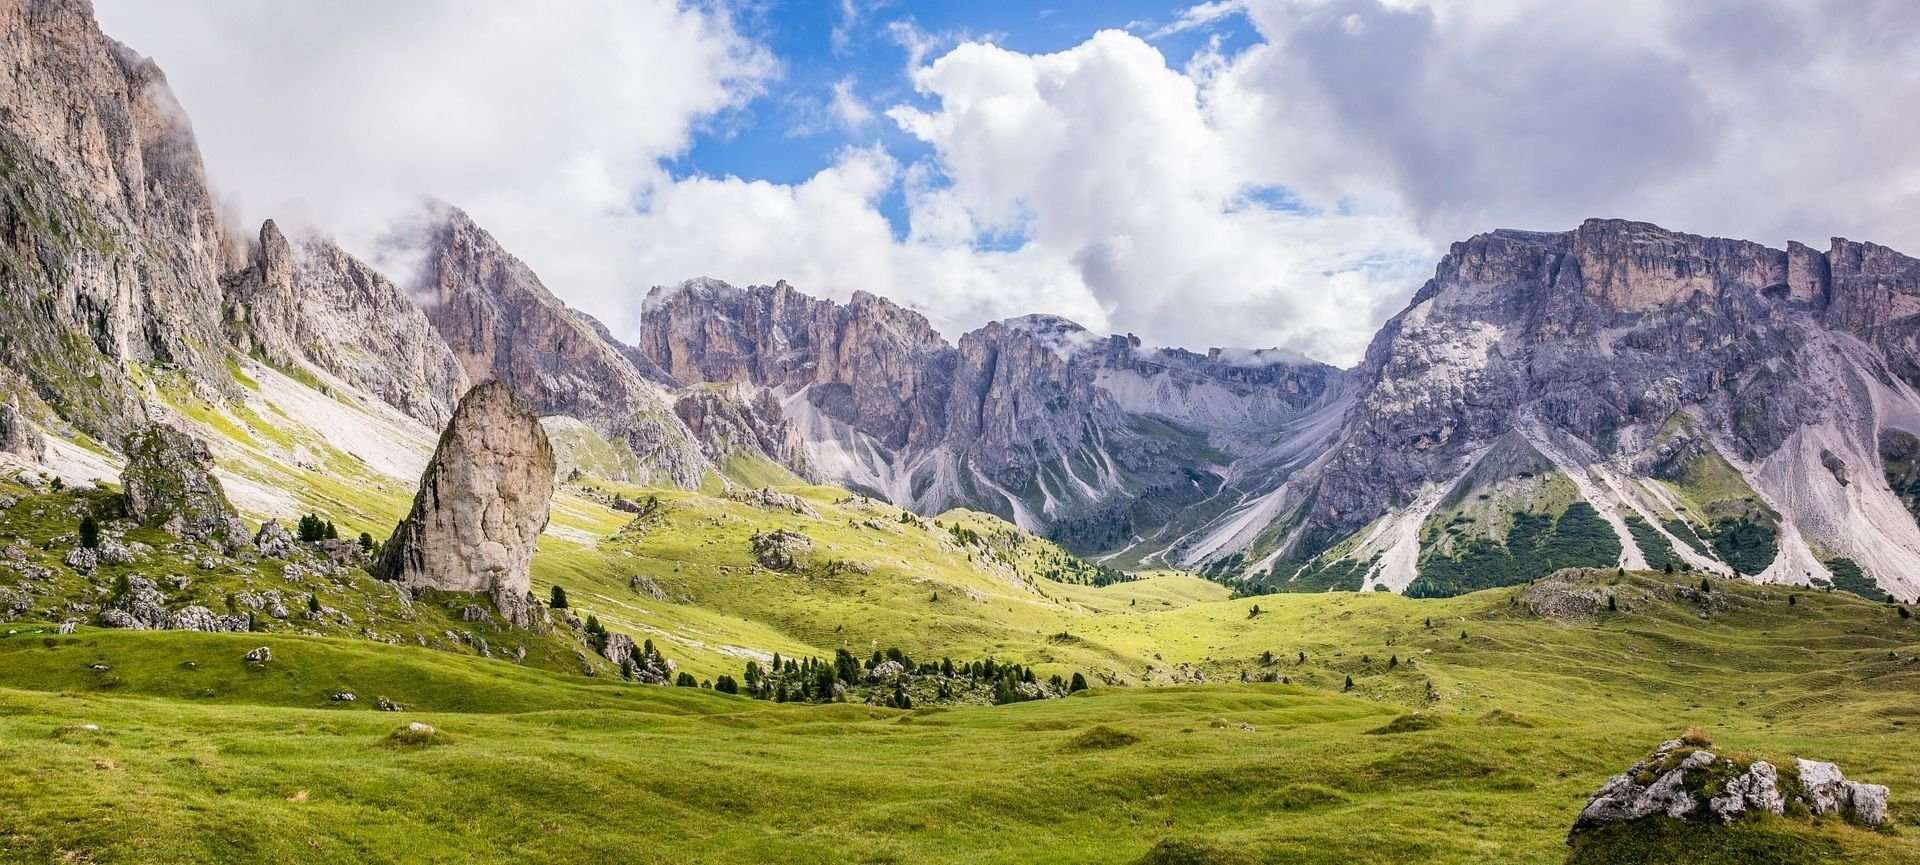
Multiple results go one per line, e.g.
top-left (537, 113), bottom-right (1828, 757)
top-left (675, 1), bottom-right (1263, 239)
top-left (93, 0), bottom-right (1920, 366)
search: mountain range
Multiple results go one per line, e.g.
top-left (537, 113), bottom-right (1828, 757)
top-left (5, 0), bottom-right (1919, 602)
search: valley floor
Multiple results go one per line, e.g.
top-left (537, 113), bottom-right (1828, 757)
top-left (1, 570), bottom-right (1914, 864)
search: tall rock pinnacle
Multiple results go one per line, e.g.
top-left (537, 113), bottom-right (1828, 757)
top-left (374, 381), bottom-right (556, 626)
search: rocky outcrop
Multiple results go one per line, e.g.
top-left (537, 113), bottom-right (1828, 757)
top-left (223, 221), bottom-right (470, 426)
top-left (0, 0), bottom-right (235, 440)
top-left (750, 529), bottom-right (813, 571)
top-left (1570, 737), bottom-right (1890, 845)
top-left (0, 396), bottom-right (44, 461)
top-left (673, 385), bottom-right (817, 481)
top-left (374, 381), bottom-right (555, 626)
top-left (414, 205), bottom-right (704, 486)
top-left (120, 422), bottom-right (244, 545)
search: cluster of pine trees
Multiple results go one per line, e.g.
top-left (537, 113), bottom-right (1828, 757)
top-left (739, 647), bottom-right (1088, 708)
top-left (295, 513), bottom-right (339, 542)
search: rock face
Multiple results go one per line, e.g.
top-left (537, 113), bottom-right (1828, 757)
top-left (0, 0), bottom-right (235, 440)
top-left (1570, 738), bottom-right (1890, 845)
top-left (120, 422), bottom-right (243, 544)
top-left (1168, 219), bottom-right (1920, 600)
top-left (414, 205), bottom-right (704, 487)
top-left (222, 220), bottom-right (470, 426)
top-left (374, 381), bottom-right (555, 626)
top-left (636, 280), bottom-right (1343, 553)
top-left (673, 385), bottom-right (817, 481)
top-left (0, 396), bottom-right (44, 461)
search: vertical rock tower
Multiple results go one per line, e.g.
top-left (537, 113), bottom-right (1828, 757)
top-left (375, 381), bottom-right (555, 626)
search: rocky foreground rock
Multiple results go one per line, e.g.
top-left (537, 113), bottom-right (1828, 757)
top-left (375, 381), bottom-right (555, 626)
top-left (120, 422), bottom-right (244, 545)
top-left (1570, 736), bottom-right (1890, 845)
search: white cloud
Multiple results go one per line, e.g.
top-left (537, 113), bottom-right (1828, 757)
top-left (93, 0), bottom-right (1920, 372)
top-left (1145, 1), bottom-right (1249, 39)
top-left (93, 0), bottom-right (775, 297)
top-left (829, 77), bottom-right (875, 129)
top-left (1219, 0), bottom-right (1920, 252)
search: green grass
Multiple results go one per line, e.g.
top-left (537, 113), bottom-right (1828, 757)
top-left (0, 566), bottom-right (1914, 864)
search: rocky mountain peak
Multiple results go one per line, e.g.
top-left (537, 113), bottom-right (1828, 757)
top-left (414, 204), bottom-right (705, 487)
top-left (375, 381), bottom-right (555, 626)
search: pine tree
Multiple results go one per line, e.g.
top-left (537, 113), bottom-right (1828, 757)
top-left (1607, 594), bottom-right (1618, 612)
top-left (1699, 577), bottom-right (1711, 593)
top-left (1343, 675), bottom-right (1354, 691)
top-left (358, 531), bottom-right (374, 552)
top-left (675, 672), bottom-right (697, 687)
top-left (324, 520), bottom-right (338, 540)
top-left (716, 675), bottom-right (740, 695)
top-left (78, 515), bottom-right (99, 549)
top-left (307, 594), bottom-right (322, 614)
top-left (1069, 672), bottom-right (1088, 693)
top-left (550, 585), bottom-right (569, 609)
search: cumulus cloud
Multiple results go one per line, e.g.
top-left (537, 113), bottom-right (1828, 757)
top-left (1218, 0), bottom-right (1920, 250)
top-left (94, 0), bottom-right (1920, 370)
top-left (93, 0), bottom-right (775, 298)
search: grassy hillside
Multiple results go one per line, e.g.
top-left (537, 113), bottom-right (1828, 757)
top-left (5, 362), bottom-right (1916, 863)
top-left (0, 567), bottom-right (1914, 864)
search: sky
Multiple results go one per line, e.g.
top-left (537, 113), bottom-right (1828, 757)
top-left (95, 0), bottom-right (1920, 368)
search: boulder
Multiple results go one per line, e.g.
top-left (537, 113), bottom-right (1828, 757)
top-left (120, 423), bottom-right (244, 545)
top-left (253, 520), bottom-right (298, 558)
top-left (374, 382), bottom-right (555, 627)
top-left (63, 547), bottom-right (98, 575)
top-left (866, 659), bottom-right (906, 683)
top-left (1795, 759), bottom-right (1890, 827)
top-left (750, 529), bottom-right (814, 571)
top-left (243, 646), bottom-right (273, 665)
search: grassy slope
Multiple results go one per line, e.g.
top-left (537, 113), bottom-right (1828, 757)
top-left (0, 569), bottom-right (1914, 864)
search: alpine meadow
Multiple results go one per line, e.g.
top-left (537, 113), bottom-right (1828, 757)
top-left (0, 1), bottom-right (1916, 863)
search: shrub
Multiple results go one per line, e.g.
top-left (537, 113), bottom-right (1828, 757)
top-left (78, 515), bottom-right (99, 549)
top-left (1066, 725), bottom-right (1139, 750)
top-left (675, 672), bottom-right (696, 687)
top-left (549, 585), bottom-right (569, 609)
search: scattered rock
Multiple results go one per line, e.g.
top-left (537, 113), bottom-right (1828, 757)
top-left (57, 620), bottom-right (77, 634)
top-left (387, 721), bottom-right (444, 747)
top-left (329, 691), bottom-right (356, 703)
top-left (750, 529), bottom-right (814, 571)
top-left (373, 382), bottom-right (555, 627)
top-left (375, 696), bottom-right (402, 712)
top-left (63, 547), bottom-right (98, 575)
top-left (165, 606), bottom-right (247, 633)
top-left (866, 659), bottom-right (905, 683)
top-left (459, 604), bottom-right (492, 624)
top-left (726, 486), bottom-right (819, 517)
top-left (1570, 738), bottom-right (1892, 846)
top-left (243, 646), bottom-right (273, 665)
top-left (253, 520), bottom-right (298, 558)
